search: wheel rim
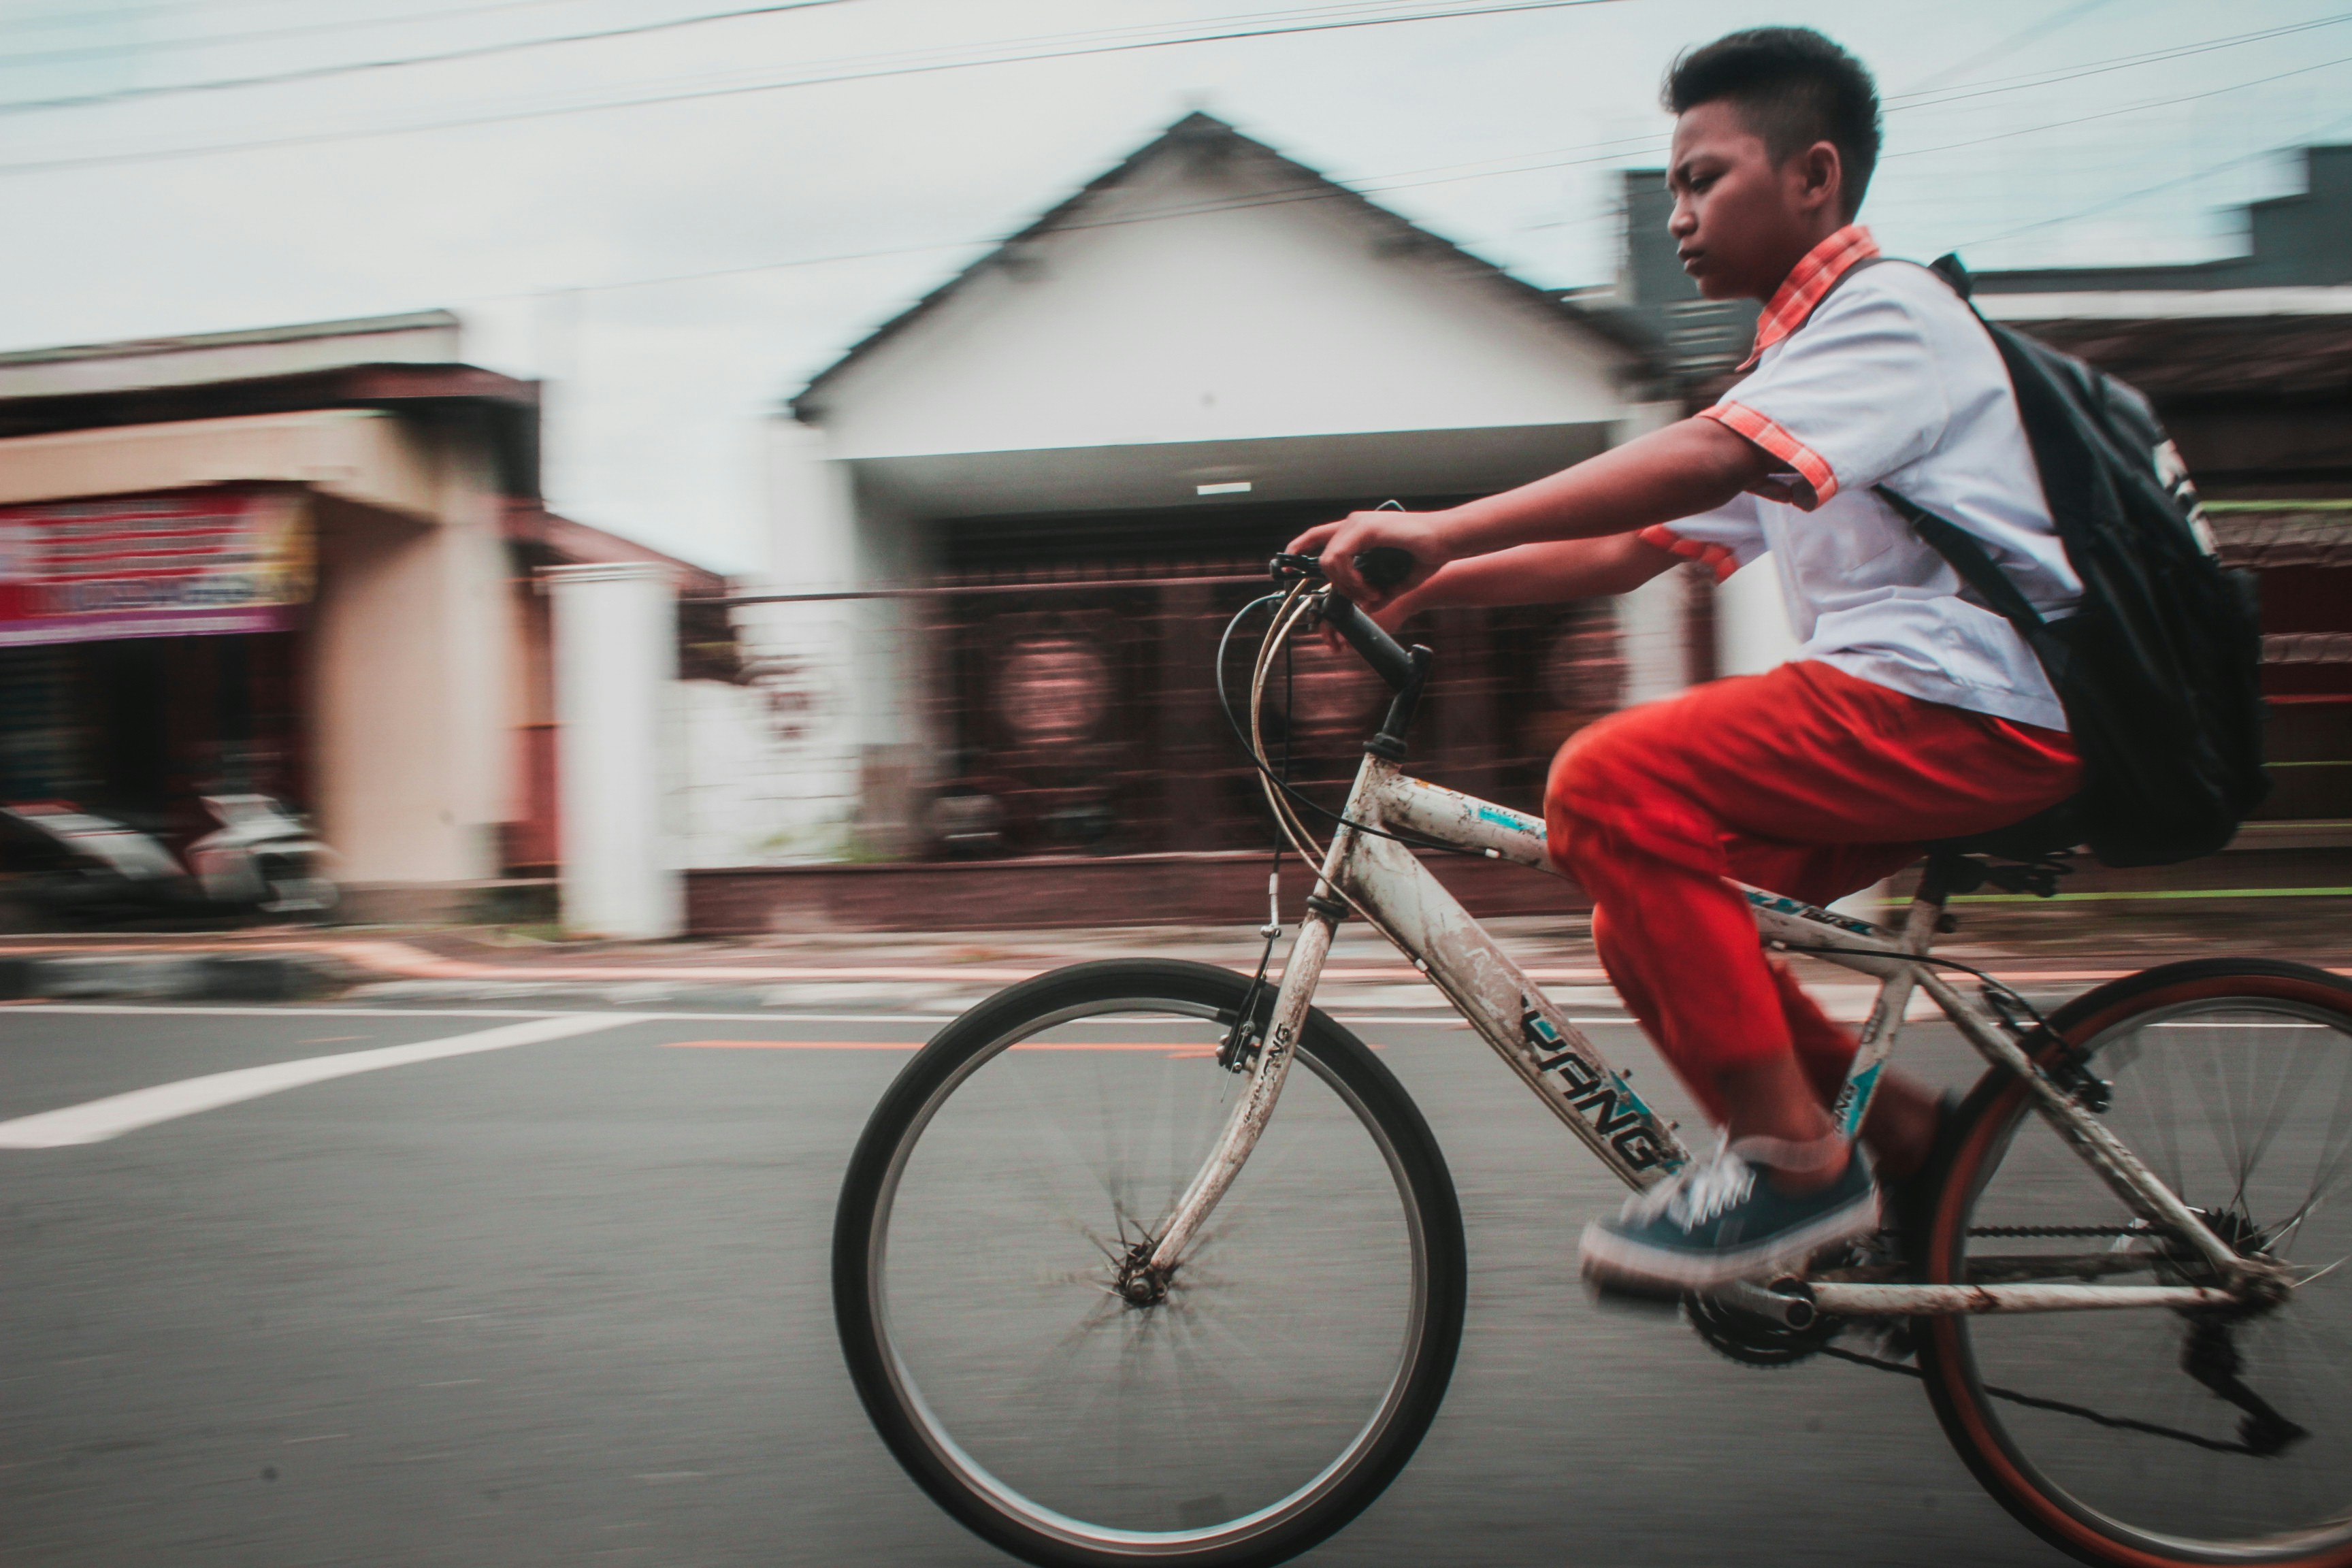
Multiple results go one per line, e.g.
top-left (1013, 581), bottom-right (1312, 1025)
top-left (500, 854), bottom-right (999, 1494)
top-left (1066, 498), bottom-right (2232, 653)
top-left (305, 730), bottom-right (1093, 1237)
top-left (1944, 987), bottom-right (2352, 1561)
top-left (865, 996), bottom-right (1431, 1554)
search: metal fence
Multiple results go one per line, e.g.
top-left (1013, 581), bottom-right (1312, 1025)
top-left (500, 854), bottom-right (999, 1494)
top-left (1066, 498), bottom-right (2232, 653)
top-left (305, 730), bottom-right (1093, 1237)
top-left (728, 557), bottom-right (1712, 862)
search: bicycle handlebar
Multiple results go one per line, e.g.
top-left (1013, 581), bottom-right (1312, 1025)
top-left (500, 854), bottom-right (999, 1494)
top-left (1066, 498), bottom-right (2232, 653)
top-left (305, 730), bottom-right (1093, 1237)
top-left (1320, 595), bottom-right (1423, 693)
top-left (1267, 555), bottom-right (1421, 691)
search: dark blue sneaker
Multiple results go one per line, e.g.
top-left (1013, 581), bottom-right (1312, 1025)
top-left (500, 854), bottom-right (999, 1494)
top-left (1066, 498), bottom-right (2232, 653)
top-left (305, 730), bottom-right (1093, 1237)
top-left (1580, 1143), bottom-right (1880, 1298)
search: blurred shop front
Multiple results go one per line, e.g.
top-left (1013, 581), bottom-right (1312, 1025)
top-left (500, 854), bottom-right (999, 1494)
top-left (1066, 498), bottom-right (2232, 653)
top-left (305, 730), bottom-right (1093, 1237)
top-left (0, 312), bottom-right (722, 921)
top-left (0, 487), bottom-right (313, 845)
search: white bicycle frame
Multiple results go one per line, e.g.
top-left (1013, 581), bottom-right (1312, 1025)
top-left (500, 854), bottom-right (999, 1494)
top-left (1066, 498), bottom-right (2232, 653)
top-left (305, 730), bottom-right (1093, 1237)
top-left (1144, 749), bottom-right (2278, 1319)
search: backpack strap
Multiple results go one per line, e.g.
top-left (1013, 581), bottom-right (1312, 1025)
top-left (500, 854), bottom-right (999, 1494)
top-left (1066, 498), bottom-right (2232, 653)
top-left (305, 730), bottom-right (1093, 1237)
top-left (1874, 485), bottom-right (2048, 633)
top-left (1763, 247), bottom-right (2049, 632)
top-left (1863, 250), bottom-right (2055, 634)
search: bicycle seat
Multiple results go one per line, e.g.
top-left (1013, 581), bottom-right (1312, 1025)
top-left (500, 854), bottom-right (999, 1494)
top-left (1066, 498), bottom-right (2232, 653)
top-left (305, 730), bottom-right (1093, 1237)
top-left (1924, 800), bottom-right (2083, 863)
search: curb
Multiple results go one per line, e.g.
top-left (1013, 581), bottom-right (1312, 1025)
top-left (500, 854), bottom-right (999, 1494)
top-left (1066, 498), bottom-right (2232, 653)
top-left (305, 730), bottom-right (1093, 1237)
top-left (0, 953), bottom-right (350, 1004)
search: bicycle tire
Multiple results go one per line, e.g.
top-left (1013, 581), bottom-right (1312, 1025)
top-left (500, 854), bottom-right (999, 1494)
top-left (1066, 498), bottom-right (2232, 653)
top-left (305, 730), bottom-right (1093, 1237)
top-left (1916, 958), bottom-right (2352, 1567)
top-left (832, 958), bottom-right (1468, 1568)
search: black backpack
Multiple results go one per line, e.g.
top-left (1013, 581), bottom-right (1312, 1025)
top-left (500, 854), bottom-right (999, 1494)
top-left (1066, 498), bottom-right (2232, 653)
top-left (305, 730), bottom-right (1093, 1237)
top-left (1857, 255), bottom-right (2269, 868)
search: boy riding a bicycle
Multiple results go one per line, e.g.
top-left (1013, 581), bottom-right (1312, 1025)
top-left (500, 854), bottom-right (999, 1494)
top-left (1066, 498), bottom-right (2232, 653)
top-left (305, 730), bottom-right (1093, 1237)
top-left (1291, 27), bottom-right (2085, 1294)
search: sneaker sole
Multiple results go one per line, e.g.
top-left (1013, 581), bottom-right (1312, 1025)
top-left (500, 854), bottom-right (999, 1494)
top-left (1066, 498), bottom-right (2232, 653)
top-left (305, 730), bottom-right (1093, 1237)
top-left (1578, 1188), bottom-right (1883, 1296)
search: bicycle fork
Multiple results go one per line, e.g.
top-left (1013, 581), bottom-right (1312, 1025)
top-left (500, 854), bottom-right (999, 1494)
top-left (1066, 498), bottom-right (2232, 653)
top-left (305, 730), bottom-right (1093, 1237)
top-left (1143, 808), bottom-right (1366, 1281)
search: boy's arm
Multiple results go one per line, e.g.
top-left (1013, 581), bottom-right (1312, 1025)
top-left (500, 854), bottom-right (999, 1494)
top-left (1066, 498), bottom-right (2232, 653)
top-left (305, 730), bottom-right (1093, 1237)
top-left (1288, 416), bottom-right (1780, 608)
top-left (1369, 534), bottom-right (1680, 632)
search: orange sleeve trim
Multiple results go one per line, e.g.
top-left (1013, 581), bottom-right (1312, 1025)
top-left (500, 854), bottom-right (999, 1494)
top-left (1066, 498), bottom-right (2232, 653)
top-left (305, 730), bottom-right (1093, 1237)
top-left (1637, 524), bottom-right (1740, 583)
top-left (1698, 401), bottom-right (1840, 508)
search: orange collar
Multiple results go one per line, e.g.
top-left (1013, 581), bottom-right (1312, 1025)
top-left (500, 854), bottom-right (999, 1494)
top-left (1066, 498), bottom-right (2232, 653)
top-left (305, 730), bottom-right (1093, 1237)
top-left (1740, 224), bottom-right (1879, 370)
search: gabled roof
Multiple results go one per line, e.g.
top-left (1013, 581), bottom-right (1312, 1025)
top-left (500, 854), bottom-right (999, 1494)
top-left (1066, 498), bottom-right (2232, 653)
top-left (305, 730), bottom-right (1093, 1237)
top-left (790, 112), bottom-right (1654, 420)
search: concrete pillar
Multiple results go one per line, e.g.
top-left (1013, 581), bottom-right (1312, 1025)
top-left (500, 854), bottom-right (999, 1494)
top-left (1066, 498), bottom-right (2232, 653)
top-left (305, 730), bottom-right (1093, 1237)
top-left (311, 487), bottom-right (511, 888)
top-left (547, 563), bottom-right (682, 938)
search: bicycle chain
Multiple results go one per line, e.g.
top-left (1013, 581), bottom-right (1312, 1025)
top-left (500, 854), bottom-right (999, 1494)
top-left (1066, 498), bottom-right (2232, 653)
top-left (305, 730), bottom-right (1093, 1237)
top-left (1966, 1224), bottom-right (2153, 1239)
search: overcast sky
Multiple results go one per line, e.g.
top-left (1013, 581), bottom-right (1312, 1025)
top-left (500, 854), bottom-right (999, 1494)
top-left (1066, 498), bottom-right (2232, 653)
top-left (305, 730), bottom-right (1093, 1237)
top-left (2, 0), bottom-right (2347, 575)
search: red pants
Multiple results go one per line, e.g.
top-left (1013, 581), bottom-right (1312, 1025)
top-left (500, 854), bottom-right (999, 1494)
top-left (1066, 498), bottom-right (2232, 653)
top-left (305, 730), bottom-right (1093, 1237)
top-left (1544, 660), bottom-right (2079, 1125)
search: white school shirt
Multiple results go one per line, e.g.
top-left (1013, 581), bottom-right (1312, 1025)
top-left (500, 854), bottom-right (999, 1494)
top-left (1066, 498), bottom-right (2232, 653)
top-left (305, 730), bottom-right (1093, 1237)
top-left (1650, 258), bottom-right (2082, 732)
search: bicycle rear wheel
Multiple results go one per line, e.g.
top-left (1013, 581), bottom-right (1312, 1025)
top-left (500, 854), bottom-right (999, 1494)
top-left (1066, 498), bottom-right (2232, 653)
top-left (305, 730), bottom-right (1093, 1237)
top-left (832, 959), bottom-right (1467, 1568)
top-left (1919, 959), bottom-right (2352, 1567)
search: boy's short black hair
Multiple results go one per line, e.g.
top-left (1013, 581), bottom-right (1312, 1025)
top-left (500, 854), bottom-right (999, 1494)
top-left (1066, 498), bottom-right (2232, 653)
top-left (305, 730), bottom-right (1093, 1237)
top-left (1663, 27), bottom-right (1882, 217)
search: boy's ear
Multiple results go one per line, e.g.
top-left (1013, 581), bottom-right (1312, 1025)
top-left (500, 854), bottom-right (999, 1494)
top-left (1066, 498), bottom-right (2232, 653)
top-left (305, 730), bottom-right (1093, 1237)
top-left (1796, 139), bottom-right (1844, 216)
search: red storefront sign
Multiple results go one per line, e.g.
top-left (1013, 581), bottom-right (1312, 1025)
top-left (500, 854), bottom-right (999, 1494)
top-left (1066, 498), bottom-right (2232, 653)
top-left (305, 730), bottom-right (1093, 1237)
top-left (0, 487), bottom-right (312, 648)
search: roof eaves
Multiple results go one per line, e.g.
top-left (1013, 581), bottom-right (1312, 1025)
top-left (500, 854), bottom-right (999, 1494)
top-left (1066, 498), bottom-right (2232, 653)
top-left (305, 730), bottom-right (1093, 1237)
top-left (0, 310), bottom-right (461, 368)
top-left (789, 116), bottom-right (1229, 420)
top-left (788, 113), bottom-right (1660, 417)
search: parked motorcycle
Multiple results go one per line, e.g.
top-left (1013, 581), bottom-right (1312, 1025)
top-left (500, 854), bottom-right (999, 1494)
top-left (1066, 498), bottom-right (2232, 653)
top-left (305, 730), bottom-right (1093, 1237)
top-left (0, 796), bottom-right (338, 921)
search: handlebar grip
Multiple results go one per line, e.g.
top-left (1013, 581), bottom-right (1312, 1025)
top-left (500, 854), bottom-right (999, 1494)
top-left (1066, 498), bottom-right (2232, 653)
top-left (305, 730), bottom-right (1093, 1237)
top-left (1351, 546), bottom-right (1416, 593)
top-left (1320, 593), bottom-right (1422, 691)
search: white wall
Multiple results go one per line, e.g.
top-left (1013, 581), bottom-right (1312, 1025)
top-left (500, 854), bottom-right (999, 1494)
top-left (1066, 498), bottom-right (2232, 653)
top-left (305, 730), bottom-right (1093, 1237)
top-left (808, 141), bottom-right (1636, 461)
top-left (1716, 555), bottom-right (1802, 677)
top-left (1608, 400), bottom-right (1688, 706)
top-left (700, 419), bottom-right (913, 865)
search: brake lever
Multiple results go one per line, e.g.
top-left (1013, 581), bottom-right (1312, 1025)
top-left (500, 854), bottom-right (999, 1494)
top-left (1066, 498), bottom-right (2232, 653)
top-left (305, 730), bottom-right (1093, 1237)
top-left (1352, 546), bottom-right (1416, 593)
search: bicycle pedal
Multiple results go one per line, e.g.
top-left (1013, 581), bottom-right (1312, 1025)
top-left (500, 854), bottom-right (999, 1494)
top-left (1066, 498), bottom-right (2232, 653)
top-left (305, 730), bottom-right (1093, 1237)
top-left (1580, 1269), bottom-right (1686, 1314)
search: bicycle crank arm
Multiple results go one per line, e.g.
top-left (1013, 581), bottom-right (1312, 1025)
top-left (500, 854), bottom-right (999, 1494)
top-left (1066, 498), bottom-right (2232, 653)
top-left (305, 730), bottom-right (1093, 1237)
top-left (1705, 1278), bottom-right (2242, 1330)
top-left (1808, 1282), bottom-right (2238, 1317)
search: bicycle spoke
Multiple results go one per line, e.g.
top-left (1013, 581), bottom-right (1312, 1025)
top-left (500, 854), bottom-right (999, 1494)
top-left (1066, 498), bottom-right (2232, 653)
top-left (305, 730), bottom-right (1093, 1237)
top-left (1944, 984), bottom-right (2352, 1558)
top-left (866, 990), bottom-right (1436, 1542)
top-left (2233, 1028), bottom-right (2326, 1218)
top-left (2138, 1042), bottom-right (2187, 1199)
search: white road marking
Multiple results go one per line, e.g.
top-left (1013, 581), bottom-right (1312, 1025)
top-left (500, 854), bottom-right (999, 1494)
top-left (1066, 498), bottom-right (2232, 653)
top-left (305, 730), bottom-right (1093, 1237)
top-left (0, 1015), bottom-right (629, 1149)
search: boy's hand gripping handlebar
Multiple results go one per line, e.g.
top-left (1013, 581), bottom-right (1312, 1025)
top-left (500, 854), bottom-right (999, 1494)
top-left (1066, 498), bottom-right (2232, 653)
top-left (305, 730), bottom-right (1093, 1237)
top-left (1267, 553), bottom-right (1432, 757)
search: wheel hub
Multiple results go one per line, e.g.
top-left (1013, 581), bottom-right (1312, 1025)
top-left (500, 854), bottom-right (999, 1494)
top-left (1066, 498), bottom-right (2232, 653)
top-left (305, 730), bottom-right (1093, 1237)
top-left (1113, 1240), bottom-right (1173, 1307)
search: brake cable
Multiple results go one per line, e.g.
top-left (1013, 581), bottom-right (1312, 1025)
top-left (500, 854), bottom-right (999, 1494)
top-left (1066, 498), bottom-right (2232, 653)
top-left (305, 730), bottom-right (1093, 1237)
top-left (1218, 615), bottom-right (1294, 1073)
top-left (1211, 585), bottom-right (1483, 862)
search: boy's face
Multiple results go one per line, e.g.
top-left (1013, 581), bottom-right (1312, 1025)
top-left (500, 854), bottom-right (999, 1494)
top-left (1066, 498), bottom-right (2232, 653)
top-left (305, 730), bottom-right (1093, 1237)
top-left (1665, 98), bottom-right (1846, 301)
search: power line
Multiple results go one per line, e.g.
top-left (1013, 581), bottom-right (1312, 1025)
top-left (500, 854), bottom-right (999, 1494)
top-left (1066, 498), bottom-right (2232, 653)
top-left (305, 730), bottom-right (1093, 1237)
top-left (0, 0), bottom-right (608, 70)
top-left (1207, 14), bottom-right (2352, 200)
top-left (4, 0), bottom-right (2330, 190)
top-left (0, 0), bottom-right (863, 114)
top-left (1884, 12), bottom-right (2352, 116)
top-left (1954, 104), bottom-right (2352, 254)
top-left (1355, 7), bottom-right (2352, 188)
top-left (1897, 0), bottom-right (2118, 96)
top-left (465, 31), bottom-right (2352, 299)
top-left (1887, 51), bottom-right (2352, 162)
top-left (2, 0), bottom-right (319, 33)
top-left (0, 0), bottom-right (1629, 176)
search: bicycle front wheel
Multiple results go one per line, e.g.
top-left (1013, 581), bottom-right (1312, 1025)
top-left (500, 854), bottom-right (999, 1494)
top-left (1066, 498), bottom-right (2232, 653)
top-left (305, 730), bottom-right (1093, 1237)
top-left (1920, 959), bottom-right (2352, 1567)
top-left (832, 959), bottom-right (1467, 1568)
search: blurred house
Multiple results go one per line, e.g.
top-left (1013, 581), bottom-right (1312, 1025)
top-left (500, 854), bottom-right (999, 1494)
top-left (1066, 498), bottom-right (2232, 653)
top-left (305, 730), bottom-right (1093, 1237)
top-left (0, 312), bottom-right (721, 919)
top-left (743, 113), bottom-right (1688, 877)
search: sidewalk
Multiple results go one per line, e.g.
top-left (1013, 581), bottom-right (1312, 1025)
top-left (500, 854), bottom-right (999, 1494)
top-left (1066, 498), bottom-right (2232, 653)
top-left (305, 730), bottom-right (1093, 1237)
top-left (3, 897), bottom-right (2344, 1016)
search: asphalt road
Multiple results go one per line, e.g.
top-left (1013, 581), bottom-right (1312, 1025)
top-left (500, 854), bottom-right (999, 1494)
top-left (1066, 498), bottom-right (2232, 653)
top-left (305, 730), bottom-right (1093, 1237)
top-left (1, 1000), bottom-right (2070, 1567)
